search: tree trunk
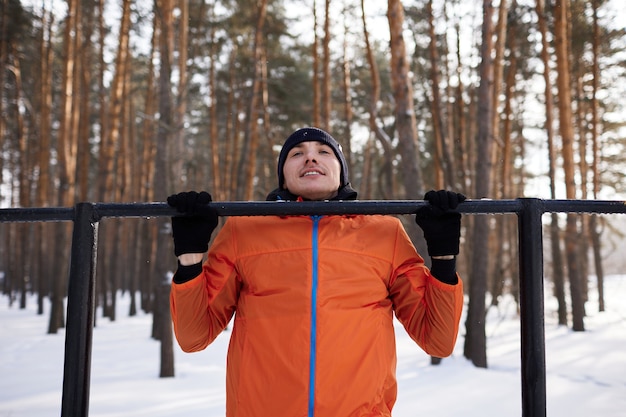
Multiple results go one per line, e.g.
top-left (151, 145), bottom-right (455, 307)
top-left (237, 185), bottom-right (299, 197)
top-left (154, 0), bottom-right (175, 377)
top-left (128, 63), bottom-right (142, 316)
top-left (387, 0), bottom-right (426, 261)
top-left (341, 12), bottom-right (353, 173)
top-left (535, 0), bottom-right (567, 325)
top-left (361, 0), bottom-right (394, 198)
top-left (170, 0), bottom-right (190, 191)
top-left (97, 0), bottom-right (132, 321)
top-left (235, 0), bottom-right (267, 200)
top-left (245, 0), bottom-right (267, 200)
top-left (491, 6), bottom-right (517, 306)
top-left (321, 0), bottom-right (331, 130)
top-left (9, 40), bottom-right (30, 308)
top-left (98, 0), bottom-right (131, 203)
top-left (36, 5), bottom-right (54, 315)
top-left (139, 13), bottom-right (160, 316)
top-left (0, 0), bottom-right (6, 199)
top-left (207, 4), bottom-right (223, 200)
top-left (589, 0), bottom-right (605, 312)
top-left (259, 48), bottom-right (275, 198)
top-left (554, 0), bottom-right (585, 331)
top-left (464, 0), bottom-right (494, 369)
top-left (387, 0), bottom-right (423, 201)
top-left (49, 0), bottom-right (81, 334)
top-left (227, 50), bottom-right (243, 199)
top-left (76, 3), bottom-right (95, 202)
top-left (453, 22), bottom-right (468, 191)
top-left (312, 0), bottom-right (321, 127)
top-left (426, 0), bottom-right (454, 189)
top-left (574, 76), bottom-right (589, 304)
top-left (489, 0), bottom-right (509, 193)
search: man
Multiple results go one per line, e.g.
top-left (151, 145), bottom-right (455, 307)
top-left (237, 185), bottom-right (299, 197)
top-left (168, 127), bottom-right (465, 417)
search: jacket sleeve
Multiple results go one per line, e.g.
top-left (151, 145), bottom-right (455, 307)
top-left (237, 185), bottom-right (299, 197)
top-left (170, 219), bottom-right (239, 352)
top-left (388, 223), bottom-right (464, 358)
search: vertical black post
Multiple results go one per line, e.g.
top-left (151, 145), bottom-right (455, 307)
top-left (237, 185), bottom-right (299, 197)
top-left (61, 203), bottom-right (99, 417)
top-left (517, 198), bottom-right (547, 417)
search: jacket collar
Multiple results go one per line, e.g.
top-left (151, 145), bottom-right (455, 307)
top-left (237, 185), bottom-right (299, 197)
top-left (265, 184), bottom-right (358, 202)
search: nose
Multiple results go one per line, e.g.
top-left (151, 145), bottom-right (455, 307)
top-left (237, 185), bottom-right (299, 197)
top-left (303, 150), bottom-right (317, 164)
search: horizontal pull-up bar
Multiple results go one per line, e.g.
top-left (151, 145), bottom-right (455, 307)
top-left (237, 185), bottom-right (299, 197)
top-left (2, 198), bottom-right (625, 223)
top-left (1, 198), bottom-right (625, 417)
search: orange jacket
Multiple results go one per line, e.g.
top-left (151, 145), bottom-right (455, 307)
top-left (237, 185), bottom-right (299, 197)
top-left (170, 214), bottom-right (464, 417)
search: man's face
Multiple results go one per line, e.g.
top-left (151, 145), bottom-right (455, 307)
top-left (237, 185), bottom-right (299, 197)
top-left (282, 141), bottom-right (341, 200)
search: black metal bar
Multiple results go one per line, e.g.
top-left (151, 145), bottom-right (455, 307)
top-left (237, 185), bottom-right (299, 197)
top-left (542, 199), bottom-right (626, 214)
top-left (2, 199), bottom-right (624, 222)
top-left (518, 199), bottom-right (547, 417)
top-left (90, 199), bottom-right (525, 218)
top-left (61, 203), bottom-right (99, 417)
top-left (0, 206), bottom-right (75, 222)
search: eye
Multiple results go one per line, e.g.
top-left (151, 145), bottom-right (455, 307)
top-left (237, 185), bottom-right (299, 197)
top-left (318, 146), bottom-right (332, 155)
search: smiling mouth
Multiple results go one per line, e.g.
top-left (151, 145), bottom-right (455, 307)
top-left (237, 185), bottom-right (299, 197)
top-left (302, 171), bottom-right (323, 177)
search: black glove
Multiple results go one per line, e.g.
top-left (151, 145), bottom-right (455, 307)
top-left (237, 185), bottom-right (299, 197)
top-left (415, 190), bottom-right (466, 257)
top-left (167, 191), bottom-right (219, 257)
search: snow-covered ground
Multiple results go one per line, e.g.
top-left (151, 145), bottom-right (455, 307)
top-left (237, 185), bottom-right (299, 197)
top-left (1, 275), bottom-right (625, 416)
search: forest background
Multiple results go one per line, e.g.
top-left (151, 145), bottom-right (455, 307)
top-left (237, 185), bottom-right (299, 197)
top-left (1, 0), bottom-right (625, 376)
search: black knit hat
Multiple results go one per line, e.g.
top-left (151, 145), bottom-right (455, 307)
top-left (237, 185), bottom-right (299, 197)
top-left (277, 127), bottom-right (350, 190)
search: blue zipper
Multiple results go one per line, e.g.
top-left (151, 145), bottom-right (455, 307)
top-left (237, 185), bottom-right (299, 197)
top-left (308, 215), bottom-right (321, 417)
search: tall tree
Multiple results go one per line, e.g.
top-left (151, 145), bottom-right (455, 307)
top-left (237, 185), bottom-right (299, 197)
top-left (589, 0), bottom-right (605, 312)
top-left (49, 0), bottom-right (81, 334)
top-left (554, 0), bottom-right (585, 331)
top-left (97, 0), bottom-right (132, 321)
top-left (153, 0), bottom-right (175, 377)
top-left (235, 0), bottom-right (268, 200)
top-left (0, 0), bottom-right (7, 201)
top-left (535, 0), bottom-right (567, 326)
top-left (361, 0), bottom-right (394, 199)
top-left (426, 0), bottom-right (454, 189)
top-left (137, 12), bottom-right (160, 315)
top-left (464, 0), bottom-right (494, 368)
top-left (244, 0), bottom-right (267, 200)
top-left (321, 0), bottom-right (331, 130)
top-left (35, 3), bottom-right (54, 315)
top-left (452, 18), bottom-right (469, 191)
top-left (341, 7), bottom-right (353, 173)
top-left (171, 0), bottom-right (190, 189)
top-left (10, 33), bottom-right (30, 309)
top-left (491, 0), bottom-right (517, 307)
top-left (207, 3), bottom-right (223, 201)
top-left (490, 0), bottom-right (509, 187)
top-left (387, 0), bottom-right (423, 200)
top-left (0, 0), bottom-right (9, 301)
top-left (387, 0), bottom-right (428, 279)
top-left (312, 0), bottom-right (321, 127)
top-left (571, 0), bottom-right (591, 298)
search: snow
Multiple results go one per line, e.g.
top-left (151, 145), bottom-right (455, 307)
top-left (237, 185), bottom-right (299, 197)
top-left (1, 275), bottom-right (625, 417)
